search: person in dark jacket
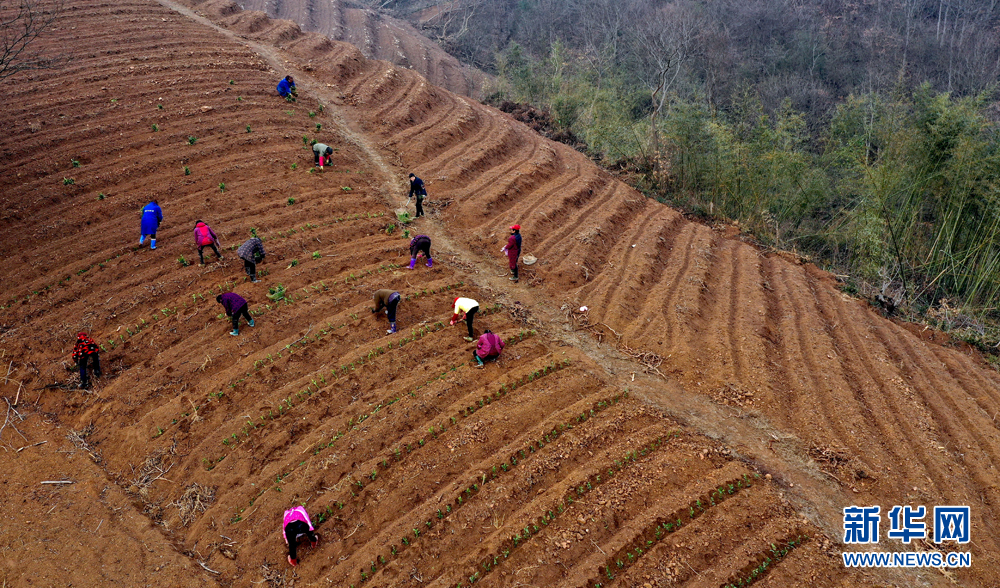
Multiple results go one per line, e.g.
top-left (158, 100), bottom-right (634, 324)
top-left (276, 75), bottom-right (297, 99)
top-left (501, 224), bottom-right (522, 281)
top-left (450, 297), bottom-right (479, 341)
top-left (139, 200), bottom-right (163, 249)
top-left (408, 234), bottom-right (433, 269)
top-left (72, 332), bottom-right (101, 389)
top-left (408, 173), bottom-right (427, 217)
top-left (283, 506), bottom-right (319, 566)
top-left (372, 289), bottom-right (401, 334)
top-left (217, 292), bottom-right (254, 336)
top-left (313, 143), bottom-right (333, 169)
top-left (237, 236), bottom-right (265, 282)
top-left (473, 329), bottom-right (504, 367)
top-left (193, 220), bottom-right (223, 265)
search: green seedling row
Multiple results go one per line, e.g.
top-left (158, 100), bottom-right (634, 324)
top-left (721, 533), bottom-right (810, 588)
top-left (453, 428), bottom-right (668, 588)
top-left (328, 390), bottom-right (631, 586)
top-left (588, 472), bottom-right (762, 588)
top-left (402, 281), bottom-right (466, 301)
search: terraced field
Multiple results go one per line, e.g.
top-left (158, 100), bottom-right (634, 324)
top-left (0, 1), bottom-right (994, 587)
top-left (234, 0), bottom-right (488, 98)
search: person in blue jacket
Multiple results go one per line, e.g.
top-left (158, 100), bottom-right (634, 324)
top-left (139, 200), bottom-right (163, 249)
top-left (277, 75), bottom-right (297, 100)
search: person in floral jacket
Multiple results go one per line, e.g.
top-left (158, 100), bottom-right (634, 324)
top-left (72, 332), bottom-right (101, 389)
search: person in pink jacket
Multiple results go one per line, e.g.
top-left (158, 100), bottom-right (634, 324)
top-left (474, 329), bottom-right (504, 367)
top-left (193, 220), bottom-right (224, 265)
top-left (283, 506), bottom-right (320, 566)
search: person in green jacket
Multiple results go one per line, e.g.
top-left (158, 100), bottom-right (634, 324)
top-left (372, 289), bottom-right (401, 334)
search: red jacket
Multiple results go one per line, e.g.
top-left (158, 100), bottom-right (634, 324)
top-left (194, 222), bottom-right (218, 247)
top-left (475, 332), bottom-right (505, 358)
top-left (72, 333), bottom-right (99, 361)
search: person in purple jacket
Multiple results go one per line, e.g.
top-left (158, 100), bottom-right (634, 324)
top-left (217, 292), bottom-right (254, 336)
top-left (473, 329), bottom-right (504, 367)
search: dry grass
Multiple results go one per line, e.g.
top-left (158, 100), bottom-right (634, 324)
top-left (66, 424), bottom-right (101, 463)
top-left (173, 483), bottom-right (215, 526)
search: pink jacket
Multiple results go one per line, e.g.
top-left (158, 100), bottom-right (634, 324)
top-left (282, 506), bottom-right (314, 544)
top-left (475, 332), bottom-right (505, 358)
top-left (194, 222), bottom-right (218, 247)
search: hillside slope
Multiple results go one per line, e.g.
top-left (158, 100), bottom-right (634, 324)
top-left (234, 0), bottom-right (489, 98)
top-left (0, 1), bottom-right (995, 587)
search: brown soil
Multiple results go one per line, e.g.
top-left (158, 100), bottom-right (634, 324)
top-left (0, 1), bottom-right (996, 587)
top-left (235, 0), bottom-right (489, 98)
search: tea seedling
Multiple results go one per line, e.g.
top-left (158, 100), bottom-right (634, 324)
top-left (151, 124), bottom-right (158, 132)
top-left (178, 255), bottom-right (190, 267)
top-left (315, 123), bottom-right (322, 132)
top-left (246, 125), bottom-right (251, 133)
top-left (287, 197), bottom-right (296, 206)
top-left (97, 193), bottom-right (105, 200)
top-left (291, 163), bottom-right (297, 170)
top-left (62, 178), bottom-right (74, 185)
top-left (184, 166), bottom-right (190, 175)
top-left (312, 251), bottom-right (321, 259)
top-left (229, 79), bottom-right (235, 85)
top-left (71, 159), bottom-right (80, 167)
top-left (157, 103), bottom-right (163, 109)
top-left (219, 183), bottom-right (226, 193)
top-left (287, 259), bottom-right (299, 269)
top-left (237, 96), bottom-right (243, 102)
top-left (187, 136), bottom-right (197, 145)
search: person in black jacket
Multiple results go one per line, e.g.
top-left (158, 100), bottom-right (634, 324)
top-left (408, 173), bottom-right (427, 217)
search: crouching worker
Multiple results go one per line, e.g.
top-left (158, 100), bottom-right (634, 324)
top-left (277, 75), bottom-right (297, 100)
top-left (372, 289), bottom-right (401, 334)
top-left (72, 332), bottom-right (101, 389)
top-left (237, 234), bottom-right (265, 282)
top-left (474, 329), bottom-right (504, 367)
top-left (193, 220), bottom-right (223, 265)
top-left (450, 297), bottom-right (479, 342)
top-left (283, 506), bottom-right (319, 567)
top-left (313, 142), bottom-right (333, 170)
top-left (217, 292), bottom-right (254, 336)
top-left (409, 234), bottom-right (433, 269)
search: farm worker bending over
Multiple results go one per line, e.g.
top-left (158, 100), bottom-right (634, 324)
top-left (450, 297), bottom-right (480, 342)
top-left (408, 173), bottom-right (427, 217)
top-left (217, 292), bottom-right (254, 336)
top-left (282, 506), bottom-right (319, 566)
top-left (372, 289), bottom-right (401, 334)
top-left (409, 234), bottom-right (433, 269)
top-left (501, 224), bottom-right (522, 282)
top-left (237, 235), bottom-right (265, 283)
top-left (474, 329), bottom-right (504, 367)
top-left (313, 143), bottom-right (333, 169)
top-left (139, 199), bottom-right (162, 249)
top-left (276, 75), bottom-right (297, 99)
top-left (72, 331), bottom-right (101, 389)
top-left (193, 220), bottom-right (223, 265)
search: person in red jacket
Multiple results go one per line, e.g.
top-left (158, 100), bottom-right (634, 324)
top-left (72, 332), bottom-right (101, 389)
top-left (193, 220), bottom-right (224, 265)
top-left (501, 224), bottom-right (522, 282)
top-left (473, 329), bottom-right (504, 367)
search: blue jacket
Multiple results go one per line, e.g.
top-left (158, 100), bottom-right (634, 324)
top-left (277, 78), bottom-right (295, 97)
top-left (140, 202), bottom-right (162, 235)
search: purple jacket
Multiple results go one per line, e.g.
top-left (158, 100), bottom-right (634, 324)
top-left (476, 332), bottom-right (505, 358)
top-left (219, 292), bottom-right (247, 316)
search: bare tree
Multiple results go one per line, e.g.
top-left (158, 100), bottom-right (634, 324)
top-left (1, 0), bottom-right (62, 80)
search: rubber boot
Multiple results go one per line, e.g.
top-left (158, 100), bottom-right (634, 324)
top-left (150, 239), bottom-right (157, 250)
top-left (249, 319), bottom-right (255, 327)
top-left (230, 329), bottom-right (239, 336)
top-left (139, 235), bottom-right (146, 245)
top-left (409, 258), bottom-right (416, 269)
top-left (387, 322), bottom-right (397, 335)
top-left (426, 258), bottom-right (433, 268)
